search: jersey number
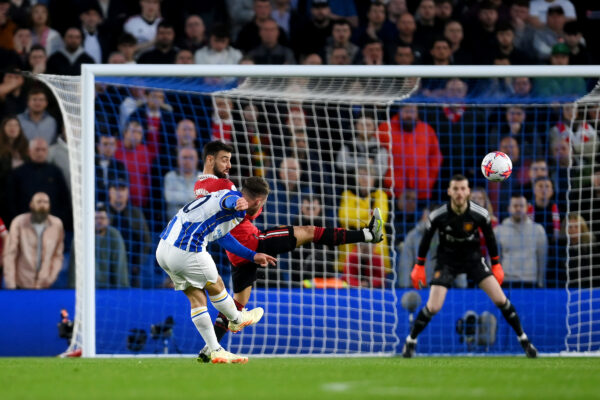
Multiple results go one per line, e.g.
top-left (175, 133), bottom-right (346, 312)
top-left (182, 195), bottom-right (211, 213)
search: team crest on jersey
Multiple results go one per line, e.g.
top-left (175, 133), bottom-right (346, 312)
top-left (463, 221), bottom-right (474, 233)
top-left (434, 271), bottom-right (441, 279)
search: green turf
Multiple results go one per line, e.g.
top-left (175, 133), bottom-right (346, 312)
top-left (1, 357), bottom-right (598, 400)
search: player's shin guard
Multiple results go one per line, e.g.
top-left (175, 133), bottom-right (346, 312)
top-left (498, 299), bottom-right (524, 337)
top-left (191, 307), bottom-right (221, 351)
top-left (313, 227), bottom-right (365, 246)
top-left (209, 289), bottom-right (241, 324)
top-left (409, 306), bottom-right (433, 339)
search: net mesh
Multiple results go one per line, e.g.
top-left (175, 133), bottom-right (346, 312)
top-left (33, 71), bottom-right (600, 356)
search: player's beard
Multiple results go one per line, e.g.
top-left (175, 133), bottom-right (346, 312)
top-left (401, 120), bottom-right (415, 132)
top-left (31, 210), bottom-right (49, 223)
top-left (213, 167), bottom-right (228, 179)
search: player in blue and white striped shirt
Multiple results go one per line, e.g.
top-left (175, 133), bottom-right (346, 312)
top-left (156, 175), bottom-right (276, 364)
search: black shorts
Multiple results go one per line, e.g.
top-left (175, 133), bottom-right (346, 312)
top-left (430, 257), bottom-right (493, 288)
top-left (231, 226), bottom-right (296, 293)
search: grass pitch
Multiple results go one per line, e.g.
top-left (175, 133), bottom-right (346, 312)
top-left (1, 357), bottom-right (598, 400)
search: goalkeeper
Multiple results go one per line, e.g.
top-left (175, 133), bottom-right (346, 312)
top-left (197, 141), bottom-right (384, 362)
top-left (402, 174), bottom-right (537, 358)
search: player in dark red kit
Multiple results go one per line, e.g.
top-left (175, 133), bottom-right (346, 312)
top-left (196, 141), bottom-right (384, 362)
top-left (403, 174), bottom-right (537, 358)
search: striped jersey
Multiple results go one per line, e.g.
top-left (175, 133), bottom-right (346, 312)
top-left (159, 188), bottom-right (246, 252)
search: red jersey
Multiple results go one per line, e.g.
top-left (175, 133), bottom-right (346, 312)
top-left (227, 208), bottom-right (262, 267)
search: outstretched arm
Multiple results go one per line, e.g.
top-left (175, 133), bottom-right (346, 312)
top-left (217, 233), bottom-right (277, 266)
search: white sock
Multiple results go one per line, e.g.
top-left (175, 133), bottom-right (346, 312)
top-left (519, 333), bottom-right (528, 341)
top-left (209, 289), bottom-right (241, 323)
top-left (406, 335), bottom-right (417, 343)
top-left (363, 228), bottom-right (373, 242)
top-left (190, 307), bottom-right (220, 351)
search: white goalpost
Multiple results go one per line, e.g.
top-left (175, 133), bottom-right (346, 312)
top-left (35, 65), bottom-right (600, 357)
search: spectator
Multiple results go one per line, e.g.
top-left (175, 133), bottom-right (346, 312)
top-left (523, 159), bottom-right (550, 200)
top-left (532, 5), bottom-right (566, 63)
top-left (343, 241), bottom-right (385, 288)
top-left (264, 157), bottom-right (311, 227)
top-left (123, 0), bottom-right (162, 54)
top-left (529, 176), bottom-right (561, 243)
top-left (211, 96), bottom-right (234, 143)
top-left (194, 24), bottom-right (242, 68)
top-left (328, 45), bottom-right (351, 65)
top-left (509, 0), bottom-right (536, 56)
top-left (534, 42), bottom-right (586, 97)
top-left (465, 1), bottom-right (499, 64)
top-left (17, 86), bottom-right (57, 145)
top-left (137, 21), bottom-right (178, 64)
top-left (394, 12), bottom-right (424, 63)
top-left (12, 27), bottom-right (32, 68)
top-left (495, 22), bottom-right (534, 65)
top-left (30, 4), bottom-right (63, 56)
top-left (163, 147), bottom-right (199, 217)
top-left (108, 51), bottom-right (127, 64)
top-left (248, 18), bottom-right (295, 64)
top-left (300, 53), bottom-right (322, 64)
top-left (235, 0), bottom-right (288, 54)
top-left (0, 116), bottom-right (28, 223)
top-left (0, 0), bottom-right (16, 50)
top-left (414, 0), bottom-right (438, 50)
top-left (107, 179), bottom-right (152, 288)
top-left (471, 187), bottom-right (499, 226)
top-left (433, 78), bottom-right (483, 189)
top-left (3, 192), bottom-right (64, 289)
top-left (226, 0), bottom-right (254, 40)
top-left (5, 138), bottom-right (71, 229)
top-left (428, 36), bottom-right (451, 65)
top-left (563, 212), bottom-right (599, 288)
top-left (46, 27), bottom-right (95, 75)
top-left (488, 105), bottom-right (541, 159)
top-left (336, 114), bottom-right (388, 179)
top-left (27, 44), bottom-right (47, 74)
top-left (495, 136), bottom-right (522, 218)
top-left (354, 1), bottom-right (398, 47)
top-left (176, 15), bottom-right (206, 53)
top-left (130, 89), bottom-right (176, 161)
top-left (80, 2), bottom-right (111, 64)
top-left (549, 138), bottom-right (570, 211)
top-left (529, 0), bottom-right (576, 28)
top-left (174, 49), bottom-right (193, 64)
top-left (92, 202), bottom-right (129, 288)
top-left (386, 0), bottom-right (408, 25)
top-left (494, 194), bottom-right (547, 288)
top-left (0, 68), bottom-right (27, 117)
top-left (292, 0), bottom-right (333, 57)
top-left (119, 87), bottom-right (146, 130)
top-left (271, 0), bottom-right (302, 36)
top-left (359, 37), bottom-right (384, 65)
top-left (48, 130), bottom-right (70, 192)
top-left (314, 0), bottom-right (358, 28)
top-left (378, 104), bottom-right (442, 200)
top-left (443, 20), bottom-right (470, 64)
top-left (394, 188), bottom-right (418, 241)
top-left (434, 0), bottom-right (453, 28)
top-left (563, 21), bottom-right (592, 65)
top-left (114, 120), bottom-right (152, 208)
top-left (289, 196), bottom-right (337, 285)
top-left (116, 33), bottom-right (137, 64)
top-left (338, 164), bottom-right (390, 274)
top-left (511, 77), bottom-right (533, 99)
top-left (323, 19), bottom-right (359, 65)
top-left (394, 44), bottom-right (414, 65)
top-left (95, 133), bottom-right (128, 203)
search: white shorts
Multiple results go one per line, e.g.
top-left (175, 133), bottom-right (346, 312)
top-left (155, 239), bottom-right (218, 291)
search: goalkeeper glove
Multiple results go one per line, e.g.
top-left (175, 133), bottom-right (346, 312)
top-left (491, 257), bottom-right (504, 285)
top-left (411, 257), bottom-right (427, 289)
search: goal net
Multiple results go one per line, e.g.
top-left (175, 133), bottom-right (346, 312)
top-left (34, 65), bottom-right (600, 356)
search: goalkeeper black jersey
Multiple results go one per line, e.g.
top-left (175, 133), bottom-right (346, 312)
top-left (417, 201), bottom-right (498, 265)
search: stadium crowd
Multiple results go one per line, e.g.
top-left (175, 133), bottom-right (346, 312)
top-left (1, 0), bottom-right (600, 290)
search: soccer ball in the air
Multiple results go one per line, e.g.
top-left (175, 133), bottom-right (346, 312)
top-left (481, 151), bottom-right (512, 182)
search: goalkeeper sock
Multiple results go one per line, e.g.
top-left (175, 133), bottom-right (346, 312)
top-left (191, 307), bottom-right (220, 351)
top-left (214, 299), bottom-right (245, 342)
top-left (209, 289), bottom-right (241, 324)
top-left (409, 306), bottom-right (433, 340)
top-left (499, 299), bottom-right (524, 337)
top-left (313, 227), bottom-right (365, 246)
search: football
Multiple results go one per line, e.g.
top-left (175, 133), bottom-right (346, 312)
top-left (481, 151), bottom-right (513, 182)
